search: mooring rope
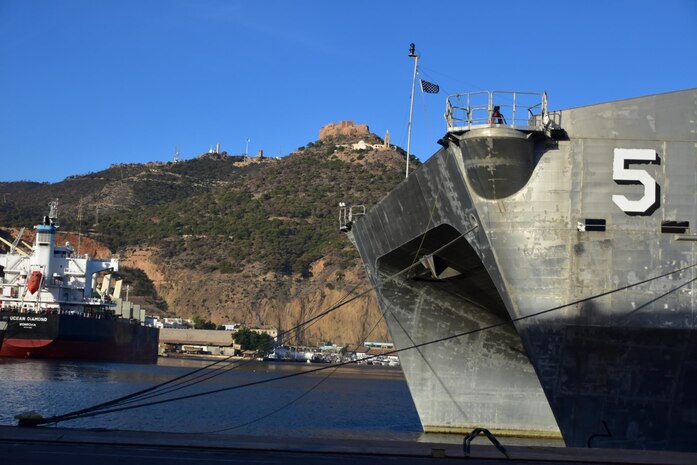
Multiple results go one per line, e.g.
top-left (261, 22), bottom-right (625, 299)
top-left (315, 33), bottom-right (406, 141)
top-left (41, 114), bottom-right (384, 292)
top-left (34, 256), bottom-right (696, 426)
top-left (28, 227), bottom-right (473, 425)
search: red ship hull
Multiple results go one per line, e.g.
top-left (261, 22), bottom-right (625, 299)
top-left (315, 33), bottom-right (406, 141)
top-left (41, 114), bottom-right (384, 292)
top-left (0, 312), bottom-right (159, 364)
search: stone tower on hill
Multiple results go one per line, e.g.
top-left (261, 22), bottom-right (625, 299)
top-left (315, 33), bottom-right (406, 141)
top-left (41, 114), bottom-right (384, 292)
top-left (319, 121), bottom-right (370, 140)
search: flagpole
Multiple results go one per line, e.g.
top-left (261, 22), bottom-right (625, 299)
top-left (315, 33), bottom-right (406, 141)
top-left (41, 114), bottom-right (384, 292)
top-left (406, 43), bottom-right (418, 178)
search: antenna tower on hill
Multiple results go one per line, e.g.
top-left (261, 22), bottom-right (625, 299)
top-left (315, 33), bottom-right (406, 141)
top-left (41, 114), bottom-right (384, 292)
top-left (173, 146), bottom-right (181, 163)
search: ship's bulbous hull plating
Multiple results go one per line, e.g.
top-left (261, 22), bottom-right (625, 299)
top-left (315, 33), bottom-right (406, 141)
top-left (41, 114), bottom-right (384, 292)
top-left (460, 127), bottom-right (536, 199)
top-left (350, 88), bottom-right (697, 451)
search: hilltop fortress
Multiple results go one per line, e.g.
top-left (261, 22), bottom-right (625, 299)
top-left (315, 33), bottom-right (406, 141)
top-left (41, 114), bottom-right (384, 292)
top-left (319, 121), bottom-right (370, 140)
top-left (319, 121), bottom-right (392, 151)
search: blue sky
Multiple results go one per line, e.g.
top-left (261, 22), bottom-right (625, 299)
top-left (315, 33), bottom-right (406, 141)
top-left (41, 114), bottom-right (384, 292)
top-left (1, 0), bottom-right (696, 182)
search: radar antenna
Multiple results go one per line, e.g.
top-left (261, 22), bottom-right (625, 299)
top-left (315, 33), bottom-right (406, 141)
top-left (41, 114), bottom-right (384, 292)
top-left (48, 200), bottom-right (58, 224)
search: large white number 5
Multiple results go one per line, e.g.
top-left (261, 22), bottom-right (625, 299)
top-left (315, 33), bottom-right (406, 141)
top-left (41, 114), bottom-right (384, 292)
top-left (612, 148), bottom-right (658, 215)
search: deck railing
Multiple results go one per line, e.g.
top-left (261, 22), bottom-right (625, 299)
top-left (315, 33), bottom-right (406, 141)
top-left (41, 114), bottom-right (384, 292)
top-left (445, 90), bottom-right (550, 132)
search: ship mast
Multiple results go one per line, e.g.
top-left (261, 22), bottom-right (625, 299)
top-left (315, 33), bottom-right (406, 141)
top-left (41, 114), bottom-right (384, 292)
top-left (406, 43), bottom-right (418, 178)
top-left (77, 198), bottom-right (83, 256)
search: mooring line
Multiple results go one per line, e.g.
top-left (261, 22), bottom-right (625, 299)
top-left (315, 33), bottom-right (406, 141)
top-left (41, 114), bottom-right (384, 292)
top-left (37, 257), bottom-right (696, 425)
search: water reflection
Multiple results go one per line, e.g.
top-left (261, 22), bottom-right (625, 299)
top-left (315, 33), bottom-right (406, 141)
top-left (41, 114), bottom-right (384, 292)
top-left (0, 358), bottom-right (421, 437)
top-left (0, 358), bottom-right (565, 447)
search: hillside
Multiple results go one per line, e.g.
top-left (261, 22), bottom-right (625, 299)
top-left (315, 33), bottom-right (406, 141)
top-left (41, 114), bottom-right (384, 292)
top-left (0, 124), bottom-right (420, 346)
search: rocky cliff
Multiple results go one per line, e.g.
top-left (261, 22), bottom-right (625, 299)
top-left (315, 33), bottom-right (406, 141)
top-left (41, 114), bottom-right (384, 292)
top-left (0, 127), bottom-right (419, 346)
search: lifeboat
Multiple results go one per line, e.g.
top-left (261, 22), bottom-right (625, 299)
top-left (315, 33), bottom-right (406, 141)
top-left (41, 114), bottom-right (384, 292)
top-left (27, 271), bottom-right (42, 294)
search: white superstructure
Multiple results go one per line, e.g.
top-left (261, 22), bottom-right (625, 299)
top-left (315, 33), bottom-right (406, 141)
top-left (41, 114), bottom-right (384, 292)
top-left (0, 202), bottom-right (122, 314)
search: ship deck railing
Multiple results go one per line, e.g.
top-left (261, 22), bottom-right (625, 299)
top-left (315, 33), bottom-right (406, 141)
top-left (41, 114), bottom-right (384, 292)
top-left (445, 90), bottom-right (559, 133)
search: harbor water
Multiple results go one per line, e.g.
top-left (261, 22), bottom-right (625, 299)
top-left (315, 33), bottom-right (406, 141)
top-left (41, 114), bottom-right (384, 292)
top-left (0, 357), bottom-right (564, 446)
top-left (0, 357), bottom-right (422, 438)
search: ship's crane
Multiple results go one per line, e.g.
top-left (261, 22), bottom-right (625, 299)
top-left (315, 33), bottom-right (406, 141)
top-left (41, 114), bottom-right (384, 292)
top-left (0, 228), bottom-right (30, 257)
top-left (10, 227), bottom-right (25, 252)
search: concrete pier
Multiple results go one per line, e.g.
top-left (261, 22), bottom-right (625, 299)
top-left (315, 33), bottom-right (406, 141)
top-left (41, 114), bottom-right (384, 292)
top-left (1, 425), bottom-right (696, 465)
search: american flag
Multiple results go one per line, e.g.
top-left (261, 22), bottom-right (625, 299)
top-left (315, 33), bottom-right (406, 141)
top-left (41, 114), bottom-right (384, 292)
top-left (420, 79), bottom-right (439, 94)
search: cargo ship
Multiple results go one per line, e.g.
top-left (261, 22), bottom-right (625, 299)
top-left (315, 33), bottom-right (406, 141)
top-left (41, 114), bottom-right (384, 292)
top-left (346, 88), bottom-right (697, 451)
top-left (0, 203), bottom-right (158, 363)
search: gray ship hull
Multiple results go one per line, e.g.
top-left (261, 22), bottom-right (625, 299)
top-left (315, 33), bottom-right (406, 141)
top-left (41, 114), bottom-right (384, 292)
top-left (350, 89), bottom-right (697, 451)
